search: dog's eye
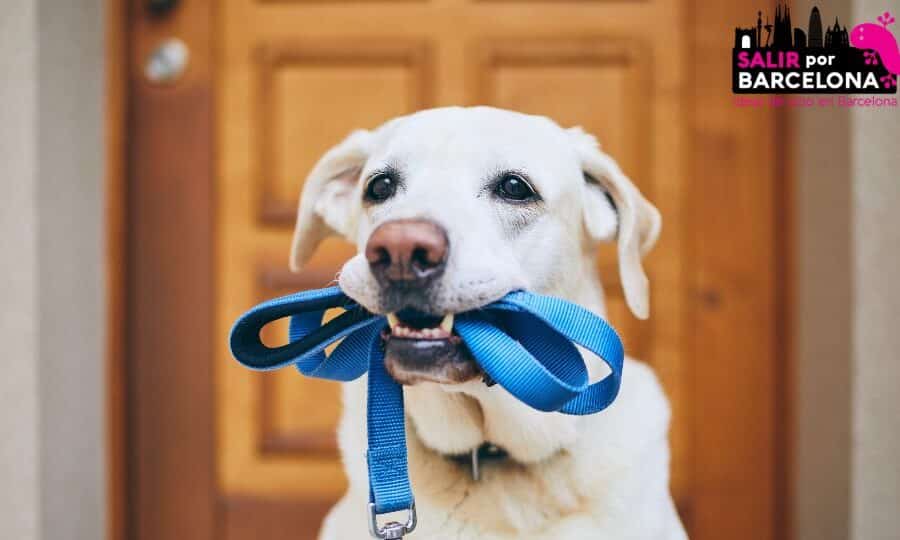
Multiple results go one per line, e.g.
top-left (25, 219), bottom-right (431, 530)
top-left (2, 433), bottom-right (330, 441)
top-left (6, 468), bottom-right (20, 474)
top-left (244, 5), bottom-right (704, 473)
top-left (495, 173), bottom-right (538, 202)
top-left (364, 172), bottom-right (398, 203)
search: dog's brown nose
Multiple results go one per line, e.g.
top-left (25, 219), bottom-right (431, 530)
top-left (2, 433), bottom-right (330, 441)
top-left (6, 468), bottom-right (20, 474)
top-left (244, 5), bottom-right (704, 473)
top-left (365, 219), bottom-right (449, 285)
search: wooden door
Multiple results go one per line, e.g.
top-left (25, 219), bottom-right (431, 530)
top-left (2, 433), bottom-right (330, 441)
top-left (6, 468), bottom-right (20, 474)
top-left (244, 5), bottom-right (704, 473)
top-left (121, 0), bottom-right (788, 539)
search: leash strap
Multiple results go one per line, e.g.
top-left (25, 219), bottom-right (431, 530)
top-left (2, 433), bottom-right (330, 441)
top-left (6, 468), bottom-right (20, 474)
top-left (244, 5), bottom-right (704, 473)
top-left (230, 286), bottom-right (624, 530)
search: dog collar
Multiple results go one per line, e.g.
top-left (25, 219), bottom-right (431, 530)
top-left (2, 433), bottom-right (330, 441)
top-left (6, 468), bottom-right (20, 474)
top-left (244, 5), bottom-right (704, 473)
top-left (446, 442), bottom-right (509, 481)
top-left (229, 286), bottom-right (624, 539)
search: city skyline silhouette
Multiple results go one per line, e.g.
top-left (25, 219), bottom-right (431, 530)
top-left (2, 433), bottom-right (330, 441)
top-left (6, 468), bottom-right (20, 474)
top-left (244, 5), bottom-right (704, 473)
top-left (735, 2), bottom-right (850, 50)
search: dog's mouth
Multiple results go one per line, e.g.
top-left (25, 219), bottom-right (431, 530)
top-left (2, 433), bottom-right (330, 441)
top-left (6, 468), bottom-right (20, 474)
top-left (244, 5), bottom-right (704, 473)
top-left (382, 308), bottom-right (481, 385)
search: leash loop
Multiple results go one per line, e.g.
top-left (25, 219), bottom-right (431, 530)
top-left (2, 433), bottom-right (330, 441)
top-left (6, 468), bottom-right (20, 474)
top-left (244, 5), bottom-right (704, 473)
top-left (229, 285), bottom-right (624, 537)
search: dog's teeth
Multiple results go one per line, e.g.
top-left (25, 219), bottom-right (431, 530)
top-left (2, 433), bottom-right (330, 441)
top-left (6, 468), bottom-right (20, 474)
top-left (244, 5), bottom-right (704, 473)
top-left (440, 313), bottom-right (454, 333)
top-left (389, 317), bottom-right (454, 340)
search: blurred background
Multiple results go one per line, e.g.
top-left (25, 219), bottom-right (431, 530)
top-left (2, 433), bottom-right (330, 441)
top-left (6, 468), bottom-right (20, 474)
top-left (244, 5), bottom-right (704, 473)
top-left (1, 0), bottom-right (897, 539)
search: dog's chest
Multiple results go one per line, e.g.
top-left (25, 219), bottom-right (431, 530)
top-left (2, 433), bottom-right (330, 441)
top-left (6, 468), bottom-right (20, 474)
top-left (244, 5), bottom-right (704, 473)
top-left (407, 444), bottom-right (595, 537)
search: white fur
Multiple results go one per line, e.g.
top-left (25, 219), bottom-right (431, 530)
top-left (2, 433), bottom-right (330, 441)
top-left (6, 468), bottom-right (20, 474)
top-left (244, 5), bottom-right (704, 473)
top-left (289, 107), bottom-right (686, 539)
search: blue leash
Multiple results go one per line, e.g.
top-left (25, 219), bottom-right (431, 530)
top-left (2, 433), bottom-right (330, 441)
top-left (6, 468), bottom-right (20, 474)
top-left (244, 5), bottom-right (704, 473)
top-left (229, 286), bottom-right (624, 538)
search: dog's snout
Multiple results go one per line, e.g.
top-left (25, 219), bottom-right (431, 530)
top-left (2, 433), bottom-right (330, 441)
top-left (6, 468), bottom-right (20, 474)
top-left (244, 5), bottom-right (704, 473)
top-left (365, 219), bottom-right (449, 285)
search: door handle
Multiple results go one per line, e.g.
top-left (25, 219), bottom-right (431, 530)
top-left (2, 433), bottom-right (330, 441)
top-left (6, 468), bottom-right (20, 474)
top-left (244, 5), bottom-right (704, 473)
top-left (144, 38), bottom-right (189, 84)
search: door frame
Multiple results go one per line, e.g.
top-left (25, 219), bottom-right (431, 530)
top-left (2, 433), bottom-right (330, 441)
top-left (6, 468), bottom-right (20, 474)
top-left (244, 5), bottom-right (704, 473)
top-left (106, 0), bottom-right (793, 538)
top-left (107, 1), bottom-right (217, 539)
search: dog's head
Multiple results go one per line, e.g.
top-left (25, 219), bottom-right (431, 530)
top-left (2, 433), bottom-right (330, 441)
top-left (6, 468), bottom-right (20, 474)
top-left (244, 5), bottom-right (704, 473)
top-left (290, 106), bottom-right (659, 388)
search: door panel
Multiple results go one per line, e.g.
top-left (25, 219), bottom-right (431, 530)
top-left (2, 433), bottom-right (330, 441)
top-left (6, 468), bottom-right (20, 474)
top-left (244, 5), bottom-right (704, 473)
top-left (119, 0), bottom-right (784, 538)
top-left (256, 42), bottom-right (432, 225)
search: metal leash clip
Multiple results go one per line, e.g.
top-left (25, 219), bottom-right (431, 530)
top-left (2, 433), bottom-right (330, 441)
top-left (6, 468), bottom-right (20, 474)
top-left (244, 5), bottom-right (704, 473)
top-left (368, 501), bottom-right (417, 539)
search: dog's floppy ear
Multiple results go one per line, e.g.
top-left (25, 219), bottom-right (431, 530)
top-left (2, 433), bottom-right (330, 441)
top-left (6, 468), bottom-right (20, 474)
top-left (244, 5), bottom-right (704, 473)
top-left (289, 129), bottom-right (372, 272)
top-left (568, 127), bottom-right (661, 319)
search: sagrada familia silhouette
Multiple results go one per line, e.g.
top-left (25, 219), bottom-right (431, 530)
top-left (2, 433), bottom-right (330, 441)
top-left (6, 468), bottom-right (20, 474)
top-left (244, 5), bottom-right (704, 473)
top-left (735, 3), bottom-right (849, 49)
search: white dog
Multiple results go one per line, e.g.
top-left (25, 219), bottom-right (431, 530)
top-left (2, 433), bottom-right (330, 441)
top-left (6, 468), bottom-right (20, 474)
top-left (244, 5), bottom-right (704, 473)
top-left (289, 107), bottom-right (687, 539)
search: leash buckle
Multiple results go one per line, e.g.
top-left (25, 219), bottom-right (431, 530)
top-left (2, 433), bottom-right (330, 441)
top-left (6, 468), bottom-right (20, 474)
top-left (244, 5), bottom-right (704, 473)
top-left (368, 501), bottom-right (417, 539)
